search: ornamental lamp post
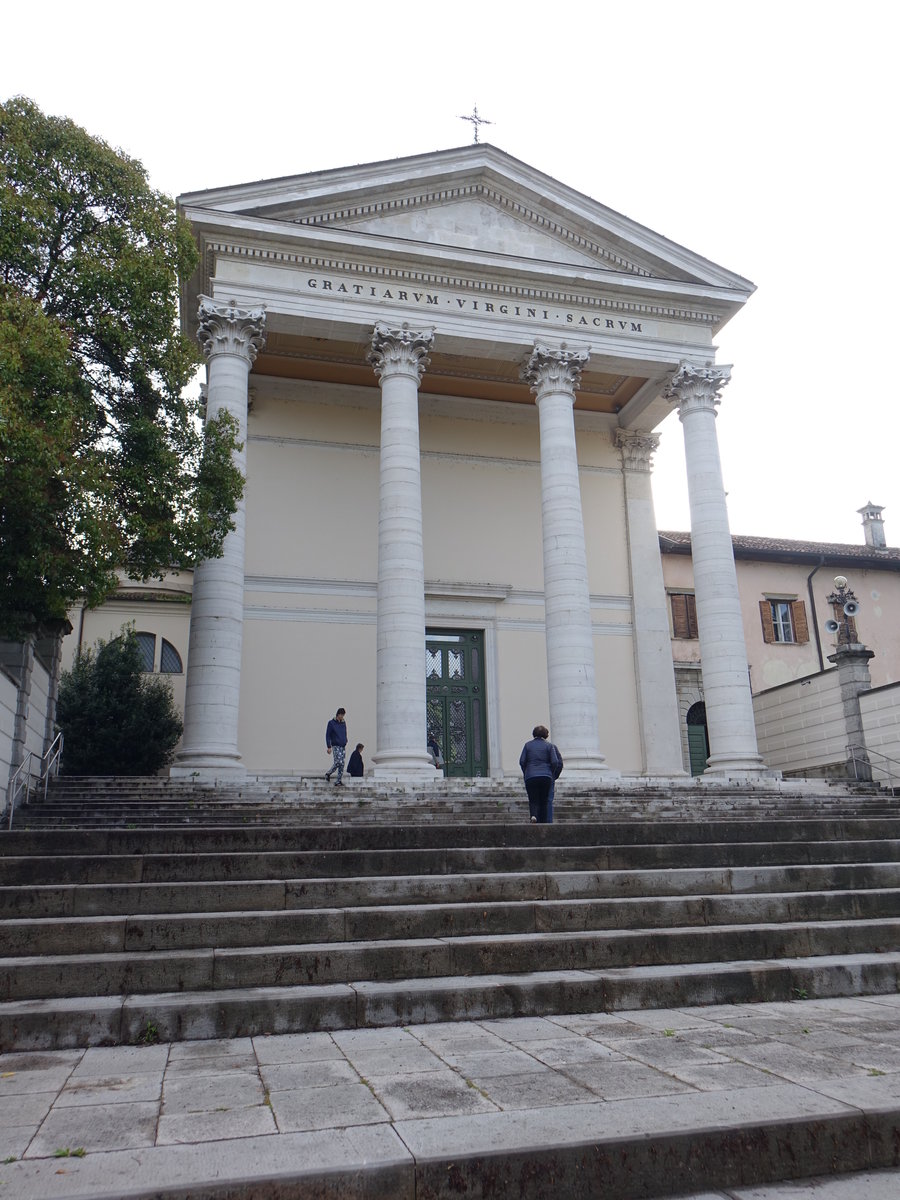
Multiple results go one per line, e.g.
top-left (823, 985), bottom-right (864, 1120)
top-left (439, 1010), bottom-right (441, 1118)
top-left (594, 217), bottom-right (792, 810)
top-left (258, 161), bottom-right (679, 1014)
top-left (824, 576), bottom-right (861, 646)
top-left (823, 575), bottom-right (873, 782)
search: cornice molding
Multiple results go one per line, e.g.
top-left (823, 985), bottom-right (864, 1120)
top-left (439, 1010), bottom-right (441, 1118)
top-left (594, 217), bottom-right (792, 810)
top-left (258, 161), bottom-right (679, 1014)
top-left (292, 183), bottom-right (654, 278)
top-left (202, 240), bottom-right (720, 327)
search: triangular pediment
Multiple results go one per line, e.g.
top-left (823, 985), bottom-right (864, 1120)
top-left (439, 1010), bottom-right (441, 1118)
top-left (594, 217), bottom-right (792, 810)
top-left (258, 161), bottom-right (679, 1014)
top-left (179, 145), bottom-right (754, 292)
top-left (292, 189), bottom-right (657, 274)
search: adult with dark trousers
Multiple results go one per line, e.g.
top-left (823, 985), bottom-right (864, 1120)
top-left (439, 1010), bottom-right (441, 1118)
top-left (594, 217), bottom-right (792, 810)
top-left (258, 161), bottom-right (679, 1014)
top-left (519, 725), bottom-right (561, 824)
top-left (325, 707), bottom-right (349, 785)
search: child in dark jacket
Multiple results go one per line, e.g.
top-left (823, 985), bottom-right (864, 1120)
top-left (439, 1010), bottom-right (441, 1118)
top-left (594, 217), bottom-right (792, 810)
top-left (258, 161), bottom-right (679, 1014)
top-left (347, 744), bottom-right (365, 777)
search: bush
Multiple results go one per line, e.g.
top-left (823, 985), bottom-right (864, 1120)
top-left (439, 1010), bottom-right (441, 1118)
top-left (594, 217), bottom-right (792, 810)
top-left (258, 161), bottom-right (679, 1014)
top-left (57, 627), bottom-right (183, 775)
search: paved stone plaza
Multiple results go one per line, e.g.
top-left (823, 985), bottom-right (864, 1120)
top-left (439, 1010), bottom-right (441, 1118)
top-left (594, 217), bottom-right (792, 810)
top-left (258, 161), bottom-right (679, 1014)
top-left (3, 996), bottom-right (900, 1198)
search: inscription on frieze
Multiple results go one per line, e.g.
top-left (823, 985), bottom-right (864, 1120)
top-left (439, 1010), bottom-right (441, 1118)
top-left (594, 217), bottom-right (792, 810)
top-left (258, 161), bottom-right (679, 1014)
top-left (300, 271), bottom-right (656, 336)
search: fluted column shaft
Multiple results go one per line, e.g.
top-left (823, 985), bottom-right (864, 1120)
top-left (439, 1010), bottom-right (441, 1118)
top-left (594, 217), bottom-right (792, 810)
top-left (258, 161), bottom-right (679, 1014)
top-left (616, 430), bottom-right (685, 775)
top-left (367, 323), bottom-right (437, 780)
top-left (665, 363), bottom-right (766, 775)
top-left (172, 298), bottom-right (265, 779)
top-left (523, 345), bottom-right (610, 777)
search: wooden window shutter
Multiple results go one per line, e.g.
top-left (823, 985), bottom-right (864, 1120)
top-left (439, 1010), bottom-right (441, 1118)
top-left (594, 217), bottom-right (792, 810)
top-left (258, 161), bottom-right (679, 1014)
top-left (759, 600), bottom-right (776, 643)
top-left (685, 593), bottom-right (698, 638)
top-left (671, 593), bottom-right (698, 639)
top-left (790, 600), bottom-right (809, 644)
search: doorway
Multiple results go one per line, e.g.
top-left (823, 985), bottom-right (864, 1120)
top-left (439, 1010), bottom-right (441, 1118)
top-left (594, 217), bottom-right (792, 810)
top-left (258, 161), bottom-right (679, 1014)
top-left (425, 629), bottom-right (488, 777)
top-left (686, 701), bottom-right (710, 775)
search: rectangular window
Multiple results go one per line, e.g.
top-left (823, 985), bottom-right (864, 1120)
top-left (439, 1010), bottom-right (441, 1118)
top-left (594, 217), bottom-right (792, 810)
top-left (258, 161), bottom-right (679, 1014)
top-left (759, 599), bottom-right (809, 645)
top-left (670, 592), bottom-right (698, 639)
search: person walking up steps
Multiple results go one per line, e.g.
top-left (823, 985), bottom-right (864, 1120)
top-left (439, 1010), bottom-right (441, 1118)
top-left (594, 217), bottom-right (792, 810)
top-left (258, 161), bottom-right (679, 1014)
top-left (325, 708), bottom-right (348, 785)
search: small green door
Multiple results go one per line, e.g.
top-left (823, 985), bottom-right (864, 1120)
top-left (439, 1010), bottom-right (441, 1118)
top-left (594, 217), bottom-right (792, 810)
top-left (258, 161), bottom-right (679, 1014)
top-left (686, 702), bottom-right (709, 775)
top-left (425, 630), bottom-right (488, 777)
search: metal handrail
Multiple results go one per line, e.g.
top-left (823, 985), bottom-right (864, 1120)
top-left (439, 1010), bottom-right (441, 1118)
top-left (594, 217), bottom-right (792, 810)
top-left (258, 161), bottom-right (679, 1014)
top-left (847, 744), bottom-right (899, 792)
top-left (41, 731), bottom-right (64, 801)
top-left (5, 732), bottom-right (65, 830)
top-left (6, 752), bottom-right (35, 830)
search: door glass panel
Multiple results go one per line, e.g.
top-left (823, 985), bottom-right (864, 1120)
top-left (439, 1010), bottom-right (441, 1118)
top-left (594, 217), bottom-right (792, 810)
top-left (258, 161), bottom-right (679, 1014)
top-left (472, 699), bottom-right (482, 762)
top-left (426, 649), bottom-right (441, 679)
top-left (448, 700), bottom-right (467, 765)
top-left (448, 650), bottom-right (464, 679)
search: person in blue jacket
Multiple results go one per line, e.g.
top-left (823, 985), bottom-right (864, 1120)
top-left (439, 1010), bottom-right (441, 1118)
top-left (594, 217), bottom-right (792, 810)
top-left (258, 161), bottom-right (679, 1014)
top-left (325, 708), bottom-right (348, 785)
top-left (519, 725), bottom-right (561, 824)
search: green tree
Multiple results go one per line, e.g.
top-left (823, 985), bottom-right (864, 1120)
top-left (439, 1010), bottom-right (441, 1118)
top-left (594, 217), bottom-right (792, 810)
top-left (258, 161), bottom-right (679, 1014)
top-left (56, 627), bottom-right (183, 775)
top-left (1, 96), bottom-right (243, 639)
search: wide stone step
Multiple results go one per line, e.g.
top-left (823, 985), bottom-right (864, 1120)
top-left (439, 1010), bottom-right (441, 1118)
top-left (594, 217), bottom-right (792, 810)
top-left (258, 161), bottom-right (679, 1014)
top-left (6, 861), bottom-right (900, 919)
top-left (8, 817), bottom-right (900, 856)
top-left (5, 918), bottom-right (900, 1001)
top-left (7, 887), bottom-right (900, 956)
top-left (3, 951), bottom-right (900, 1051)
top-left (5, 838), bottom-right (900, 887)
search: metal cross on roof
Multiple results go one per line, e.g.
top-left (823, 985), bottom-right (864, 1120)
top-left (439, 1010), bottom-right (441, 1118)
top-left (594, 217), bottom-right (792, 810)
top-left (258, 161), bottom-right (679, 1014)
top-left (458, 104), bottom-right (493, 144)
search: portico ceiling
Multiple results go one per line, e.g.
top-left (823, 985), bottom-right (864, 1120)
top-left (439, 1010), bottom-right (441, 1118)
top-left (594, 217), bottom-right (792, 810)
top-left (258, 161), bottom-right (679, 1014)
top-left (255, 331), bottom-right (647, 413)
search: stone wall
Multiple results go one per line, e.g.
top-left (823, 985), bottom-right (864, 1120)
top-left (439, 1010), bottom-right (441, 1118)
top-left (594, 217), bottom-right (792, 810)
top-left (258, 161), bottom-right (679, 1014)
top-left (752, 669), bottom-right (846, 776)
top-left (860, 682), bottom-right (900, 786)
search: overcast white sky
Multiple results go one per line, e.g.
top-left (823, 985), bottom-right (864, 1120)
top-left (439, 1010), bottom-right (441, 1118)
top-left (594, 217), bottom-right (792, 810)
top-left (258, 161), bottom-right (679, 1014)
top-left (5, 0), bottom-right (898, 546)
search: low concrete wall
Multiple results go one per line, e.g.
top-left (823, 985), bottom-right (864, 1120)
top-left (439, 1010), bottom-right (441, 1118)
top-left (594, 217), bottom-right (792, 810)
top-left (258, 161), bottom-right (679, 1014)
top-left (753, 669), bottom-right (846, 777)
top-left (860, 682), bottom-right (900, 786)
top-left (0, 668), bottom-right (16, 798)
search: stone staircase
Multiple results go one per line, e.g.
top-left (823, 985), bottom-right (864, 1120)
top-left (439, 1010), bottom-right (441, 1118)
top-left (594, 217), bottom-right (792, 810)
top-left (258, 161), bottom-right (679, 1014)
top-left (8, 772), bottom-right (897, 827)
top-left (3, 779), bottom-right (900, 1054)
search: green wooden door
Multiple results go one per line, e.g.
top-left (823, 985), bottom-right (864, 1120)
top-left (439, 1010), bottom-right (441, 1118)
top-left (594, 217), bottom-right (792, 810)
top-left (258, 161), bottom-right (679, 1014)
top-left (686, 702), bottom-right (709, 775)
top-left (425, 630), bottom-right (488, 777)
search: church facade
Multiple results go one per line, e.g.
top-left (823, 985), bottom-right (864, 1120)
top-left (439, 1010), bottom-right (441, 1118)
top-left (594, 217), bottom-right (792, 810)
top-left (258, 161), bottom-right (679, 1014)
top-left (147, 146), bottom-right (765, 782)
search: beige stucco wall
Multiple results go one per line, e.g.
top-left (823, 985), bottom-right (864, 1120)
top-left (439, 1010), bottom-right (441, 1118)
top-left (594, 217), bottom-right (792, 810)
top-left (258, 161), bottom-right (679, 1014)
top-left (662, 553), bottom-right (900, 691)
top-left (752, 670), bottom-right (845, 775)
top-left (57, 376), bottom-right (644, 777)
top-left (61, 579), bottom-right (192, 726)
top-left (240, 376), bottom-right (640, 775)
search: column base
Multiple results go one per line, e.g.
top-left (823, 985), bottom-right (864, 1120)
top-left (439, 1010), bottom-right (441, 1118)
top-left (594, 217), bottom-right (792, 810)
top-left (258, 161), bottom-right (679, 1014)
top-left (371, 750), bottom-right (441, 783)
top-left (561, 753), bottom-right (621, 782)
top-left (703, 753), bottom-right (779, 780)
top-left (170, 749), bottom-right (246, 783)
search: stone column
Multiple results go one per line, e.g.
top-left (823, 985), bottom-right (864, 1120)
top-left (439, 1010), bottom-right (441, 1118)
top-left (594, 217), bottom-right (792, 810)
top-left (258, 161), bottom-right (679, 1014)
top-left (616, 430), bottom-right (685, 775)
top-left (664, 363), bottom-right (766, 776)
top-left (171, 298), bottom-right (266, 780)
top-left (522, 344), bottom-right (611, 778)
top-left (827, 642), bottom-right (875, 781)
top-left (367, 322), bottom-right (438, 781)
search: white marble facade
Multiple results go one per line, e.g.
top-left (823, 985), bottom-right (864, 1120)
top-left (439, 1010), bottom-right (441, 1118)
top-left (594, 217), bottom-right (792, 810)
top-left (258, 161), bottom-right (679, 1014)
top-left (170, 145), bottom-right (765, 782)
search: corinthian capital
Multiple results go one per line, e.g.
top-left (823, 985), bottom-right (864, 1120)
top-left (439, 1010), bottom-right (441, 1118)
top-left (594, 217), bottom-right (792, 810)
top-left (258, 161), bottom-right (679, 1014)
top-left (663, 361), bottom-right (732, 417)
top-left (197, 297), bottom-right (267, 364)
top-left (368, 322), bottom-right (435, 383)
top-left (615, 429), bottom-right (660, 472)
top-left (521, 343), bottom-right (590, 397)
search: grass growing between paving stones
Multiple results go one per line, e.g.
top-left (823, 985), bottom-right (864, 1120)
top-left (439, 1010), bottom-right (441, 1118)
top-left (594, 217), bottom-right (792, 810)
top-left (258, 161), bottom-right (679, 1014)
top-left (53, 1149), bottom-right (86, 1158)
top-left (137, 1020), bottom-right (160, 1045)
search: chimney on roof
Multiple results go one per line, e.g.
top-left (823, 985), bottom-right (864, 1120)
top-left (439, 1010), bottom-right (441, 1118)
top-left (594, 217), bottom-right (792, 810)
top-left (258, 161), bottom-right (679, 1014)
top-left (858, 501), bottom-right (886, 548)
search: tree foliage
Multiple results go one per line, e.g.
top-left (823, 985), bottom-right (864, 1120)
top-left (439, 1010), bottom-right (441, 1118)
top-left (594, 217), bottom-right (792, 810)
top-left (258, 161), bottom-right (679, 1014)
top-left (1, 96), bottom-right (243, 639)
top-left (56, 627), bottom-right (184, 775)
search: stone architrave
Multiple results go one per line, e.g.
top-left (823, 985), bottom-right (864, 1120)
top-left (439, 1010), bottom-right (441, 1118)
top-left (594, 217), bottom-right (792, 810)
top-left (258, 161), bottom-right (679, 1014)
top-left (367, 322), bottom-right (439, 780)
top-left (171, 298), bottom-right (266, 780)
top-left (615, 429), bottom-right (685, 775)
top-left (664, 362), bottom-right (766, 776)
top-left (522, 344), bottom-right (611, 778)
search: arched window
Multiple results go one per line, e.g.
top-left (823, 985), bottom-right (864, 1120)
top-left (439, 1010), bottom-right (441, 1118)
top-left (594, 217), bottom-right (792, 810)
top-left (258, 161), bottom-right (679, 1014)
top-left (160, 639), bottom-right (183, 674)
top-left (135, 631), bottom-right (155, 672)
